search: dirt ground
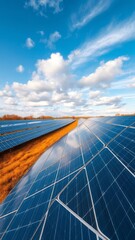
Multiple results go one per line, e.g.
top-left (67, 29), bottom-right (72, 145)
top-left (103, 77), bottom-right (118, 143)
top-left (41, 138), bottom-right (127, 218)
top-left (0, 120), bottom-right (78, 202)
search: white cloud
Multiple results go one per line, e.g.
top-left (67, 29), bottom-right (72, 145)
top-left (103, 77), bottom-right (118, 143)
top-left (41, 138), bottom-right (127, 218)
top-left (71, 0), bottom-right (112, 30)
top-left (12, 53), bottom-right (75, 108)
top-left (90, 90), bottom-right (101, 99)
top-left (25, 0), bottom-right (63, 14)
top-left (80, 57), bottom-right (128, 89)
top-left (25, 37), bottom-right (35, 48)
top-left (0, 53), bottom-right (133, 116)
top-left (16, 65), bottom-right (24, 73)
top-left (42, 31), bottom-right (61, 48)
top-left (111, 75), bottom-right (135, 90)
top-left (128, 77), bottom-right (135, 88)
top-left (69, 16), bottom-right (135, 67)
top-left (92, 96), bottom-right (123, 107)
top-left (38, 30), bottom-right (45, 36)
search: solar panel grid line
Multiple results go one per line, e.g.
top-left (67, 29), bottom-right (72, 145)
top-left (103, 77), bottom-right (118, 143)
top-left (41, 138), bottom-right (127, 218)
top-left (77, 127), bottom-right (110, 240)
top-left (30, 218), bottom-right (44, 240)
top-left (0, 210), bottom-right (17, 220)
top-left (56, 198), bottom-right (106, 240)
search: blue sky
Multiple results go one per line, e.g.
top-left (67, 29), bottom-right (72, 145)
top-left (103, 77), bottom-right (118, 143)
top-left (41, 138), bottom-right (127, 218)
top-left (0, 0), bottom-right (135, 116)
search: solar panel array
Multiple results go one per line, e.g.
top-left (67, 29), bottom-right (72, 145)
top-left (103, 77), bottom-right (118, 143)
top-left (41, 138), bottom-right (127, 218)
top-left (0, 116), bottom-right (135, 240)
top-left (0, 119), bottom-right (74, 152)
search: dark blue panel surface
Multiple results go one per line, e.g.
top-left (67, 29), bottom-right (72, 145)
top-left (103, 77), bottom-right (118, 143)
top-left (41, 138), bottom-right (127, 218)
top-left (60, 170), bottom-right (97, 229)
top-left (35, 201), bottom-right (98, 240)
top-left (2, 186), bottom-right (53, 240)
top-left (109, 127), bottom-right (135, 174)
top-left (78, 124), bottom-right (103, 163)
top-left (85, 119), bottom-right (124, 144)
top-left (0, 213), bottom-right (15, 237)
top-left (86, 148), bottom-right (135, 240)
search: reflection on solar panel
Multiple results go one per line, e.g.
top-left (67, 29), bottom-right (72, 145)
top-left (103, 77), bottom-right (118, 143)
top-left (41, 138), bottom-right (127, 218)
top-left (0, 116), bottom-right (135, 240)
top-left (0, 119), bottom-right (74, 152)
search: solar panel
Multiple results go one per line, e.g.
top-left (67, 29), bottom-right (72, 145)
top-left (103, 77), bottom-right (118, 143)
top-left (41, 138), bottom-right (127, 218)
top-left (0, 121), bottom-right (46, 134)
top-left (0, 116), bottom-right (135, 240)
top-left (0, 119), bottom-right (72, 134)
top-left (0, 119), bottom-right (74, 152)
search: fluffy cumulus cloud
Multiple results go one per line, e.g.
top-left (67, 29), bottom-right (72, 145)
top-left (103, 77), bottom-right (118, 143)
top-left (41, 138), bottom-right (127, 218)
top-left (11, 53), bottom-right (77, 109)
top-left (25, 37), bottom-right (35, 48)
top-left (80, 57), bottom-right (128, 89)
top-left (25, 0), bottom-right (63, 14)
top-left (16, 65), bottom-right (24, 73)
top-left (0, 53), bottom-right (130, 116)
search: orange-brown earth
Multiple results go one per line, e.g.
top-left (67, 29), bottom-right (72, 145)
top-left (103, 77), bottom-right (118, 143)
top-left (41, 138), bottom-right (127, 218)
top-left (0, 120), bottom-right (78, 203)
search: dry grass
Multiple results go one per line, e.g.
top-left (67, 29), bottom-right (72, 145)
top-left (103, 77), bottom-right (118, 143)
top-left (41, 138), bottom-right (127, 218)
top-left (0, 120), bottom-right (78, 203)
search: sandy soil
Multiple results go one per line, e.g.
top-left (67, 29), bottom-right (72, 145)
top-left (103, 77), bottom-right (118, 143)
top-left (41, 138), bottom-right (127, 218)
top-left (0, 120), bottom-right (78, 202)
